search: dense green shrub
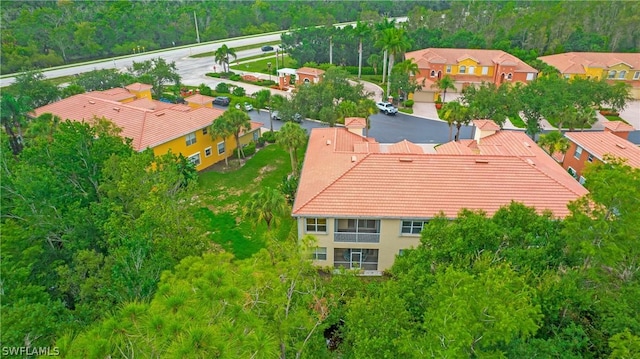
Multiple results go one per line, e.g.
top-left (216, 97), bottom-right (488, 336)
top-left (215, 82), bottom-right (230, 93)
top-left (243, 142), bottom-right (256, 157)
top-left (261, 131), bottom-right (276, 143)
top-left (206, 72), bottom-right (221, 78)
top-left (404, 100), bottom-right (414, 108)
top-left (198, 84), bottom-right (213, 96)
top-left (232, 86), bottom-right (246, 97)
top-left (229, 74), bottom-right (242, 81)
top-left (256, 80), bottom-right (276, 87)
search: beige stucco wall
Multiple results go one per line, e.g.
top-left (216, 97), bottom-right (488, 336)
top-left (299, 217), bottom-right (423, 272)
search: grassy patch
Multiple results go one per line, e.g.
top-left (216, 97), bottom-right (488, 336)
top-left (508, 115), bottom-right (526, 128)
top-left (399, 108), bottom-right (413, 114)
top-left (230, 56), bottom-right (297, 75)
top-left (359, 75), bottom-right (383, 84)
top-left (191, 41), bottom-right (281, 58)
top-left (605, 114), bottom-right (631, 125)
top-left (196, 144), bottom-right (302, 257)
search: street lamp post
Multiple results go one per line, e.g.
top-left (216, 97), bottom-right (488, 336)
top-left (267, 62), bottom-right (272, 81)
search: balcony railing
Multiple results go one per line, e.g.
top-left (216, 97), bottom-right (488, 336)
top-left (334, 232), bottom-right (380, 243)
top-left (334, 261), bottom-right (378, 271)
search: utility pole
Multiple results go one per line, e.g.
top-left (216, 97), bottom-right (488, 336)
top-left (194, 11), bottom-right (201, 43)
top-left (329, 36), bottom-right (333, 65)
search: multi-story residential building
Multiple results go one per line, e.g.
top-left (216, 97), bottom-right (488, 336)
top-left (561, 121), bottom-right (640, 183)
top-left (276, 67), bottom-right (325, 90)
top-left (538, 52), bottom-right (640, 99)
top-left (404, 48), bottom-right (538, 102)
top-left (292, 120), bottom-right (587, 274)
top-left (32, 83), bottom-right (262, 171)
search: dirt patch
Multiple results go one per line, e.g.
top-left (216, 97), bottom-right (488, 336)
top-left (254, 164), bottom-right (277, 183)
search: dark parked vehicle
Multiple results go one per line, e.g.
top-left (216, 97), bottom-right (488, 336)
top-left (272, 111), bottom-right (302, 123)
top-left (213, 96), bottom-right (230, 106)
top-left (261, 45), bottom-right (274, 52)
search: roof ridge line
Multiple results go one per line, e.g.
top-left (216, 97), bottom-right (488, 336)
top-left (518, 155), bottom-right (586, 197)
top-left (294, 152), bottom-right (372, 214)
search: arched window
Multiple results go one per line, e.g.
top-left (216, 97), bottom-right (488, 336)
top-left (459, 65), bottom-right (467, 74)
top-left (618, 70), bottom-right (627, 79)
top-left (507, 73), bottom-right (513, 80)
top-left (304, 78), bottom-right (310, 84)
top-left (468, 66), bottom-right (475, 74)
top-left (608, 70), bottom-right (617, 79)
top-left (430, 70), bottom-right (436, 77)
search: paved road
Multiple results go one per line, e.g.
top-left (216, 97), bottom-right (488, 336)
top-left (239, 108), bottom-right (474, 143)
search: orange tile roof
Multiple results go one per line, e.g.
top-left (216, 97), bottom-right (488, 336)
top-left (474, 119), bottom-right (501, 131)
top-left (538, 52), bottom-right (640, 74)
top-left (344, 117), bottom-right (367, 128)
top-left (405, 48), bottom-right (538, 73)
top-left (565, 131), bottom-right (640, 168)
top-left (125, 82), bottom-right (153, 91)
top-left (86, 88), bottom-right (136, 102)
top-left (294, 127), bottom-right (587, 219)
top-left (184, 94), bottom-right (215, 105)
top-left (603, 120), bottom-right (635, 132)
top-left (296, 67), bottom-right (325, 76)
top-left (33, 91), bottom-right (225, 151)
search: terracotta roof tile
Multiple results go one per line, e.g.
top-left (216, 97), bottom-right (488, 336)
top-left (387, 140), bottom-right (424, 154)
top-left (33, 91), bottom-right (225, 151)
top-left (565, 131), bottom-right (640, 168)
top-left (296, 67), bottom-right (325, 76)
top-left (293, 127), bottom-right (587, 219)
top-left (406, 48), bottom-right (538, 73)
top-left (474, 119), bottom-right (501, 131)
top-left (184, 94), bottom-right (215, 105)
top-left (538, 52), bottom-right (640, 74)
top-left (125, 82), bottom-right (153, 91)
top-left (345, 117), bottom-right (367, 128)
top-left (603, 120), bottom-right (635, 132)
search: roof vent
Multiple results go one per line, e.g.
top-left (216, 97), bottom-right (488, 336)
top-left (88, 100), bottom-right (95, 104)
top-left (113, 107), bottom-right (120, 112)
top-left (351, 155), bottom-right (357, 162)
top-left (155, 112), bottom-right (165, 116)
top-left (523, 142), bottom-right (531, 148)
top-left (475, 159), bottom-right (489, 164)
top-left (526, 158), bottom-right (535, 166)
top-left (616, 143), bottom-right (626, 149)
top-left (399, 158), bottom-right (414, 163)
top-left (326, 140), bottom-right (332, 146)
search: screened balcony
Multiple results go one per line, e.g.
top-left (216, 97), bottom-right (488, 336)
top-left (333, 219), bottom-right (380, 243)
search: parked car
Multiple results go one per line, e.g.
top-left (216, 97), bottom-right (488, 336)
top-left (261, 45), bottom-right (274, 52)
top-left (235, 102), bottom-right (254, 111)
top-left (272, 111), bottom-right (303, 123)
top-left (213, 96), bottom-right (230, 106)
top-left (376, 101), bottom-right (398, 115)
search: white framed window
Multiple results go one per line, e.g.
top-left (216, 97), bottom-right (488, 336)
top-left (634, 71), bottom-right (640, 80)
top-left (579, 176), bottom-right (586, 185)
top-left (608, 70), bottom-right (616, 79)
top-left (587, 153), bottom-right (594, 163)
top-left (186, 132), bottom-right (197, 146)
top-left (430, 70), bottom-right (436, 77)
top-left (507, 73), bottom-right (513, 80)
top-left (205, 146), bottom-right (212, 157)
top-left (306, 218), bottom-right (327, 233)
top-left (574, 146), bottom-right (583, 159)
top-left (401, 220), bottom-right (428, 235)
top-left (526, 73), bottom-right (535, 81)
top-left (568, 167), bottom-right (577, 178)
top-left (446, 65), bottom-right (452, 73)
top-left (459, 65), bottom-right (466, 74)
top-left (202, 127), bottom-right (208, 135)
top-left (188, 152), bottom-right (201, 166)
top-left (398, 249), bottom-right (405, 256)
top-left (482, 66), bottom-right (489, 75)
top-left (618, 70), bottom-right (627, 79)
top-left (217, 141), bottom-right (225, 155)
top-left (311, 247), bottom-right (327, 260)
top-left (564, 74), bottom-right (571, 79)
top-left (468, 66), bottom-right (475, 74)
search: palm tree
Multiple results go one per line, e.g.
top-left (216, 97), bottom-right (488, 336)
top-left (225, 108), bottom-right (251, 164)
top-left (254, 89), bottom-right (273, 131)
top-left (441, 101), bottom-right (471, 142)
top-left (393, 59), bottom-right (420, 104)
top-left (244, 187), bottom-right (288, 231)
top-left (357, 98), bottom-right (378, 137)
top-left (431, 75), bottom-right (456, 102)
top-left (367, 54), bottom-right (381, 75)
top-left (210, 114), bottom-right (234, 167)
top-left (537, 131), bottom-right (570, 160)
top-left (214, 44), bottom-right (237, 73)
top-left (352, 21), bottom-right (371, 79)
top-left (377, 27), bottom-right (411, 99)
top-left (574, 107), bottom-right (597, 132)
top-left (374, 18), bottom-right (396, 86)
top-left (0, 93), bottom-right (32, 155)
top-left (276, 122), bottom-right (307, 176)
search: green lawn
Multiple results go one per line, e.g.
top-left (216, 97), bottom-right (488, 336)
top-left (195, 144), bottom-right (302, 259)
top-left (604, 114), bottom-right (631, 125)
top-left (230, 55), bottom-right (297, 75)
